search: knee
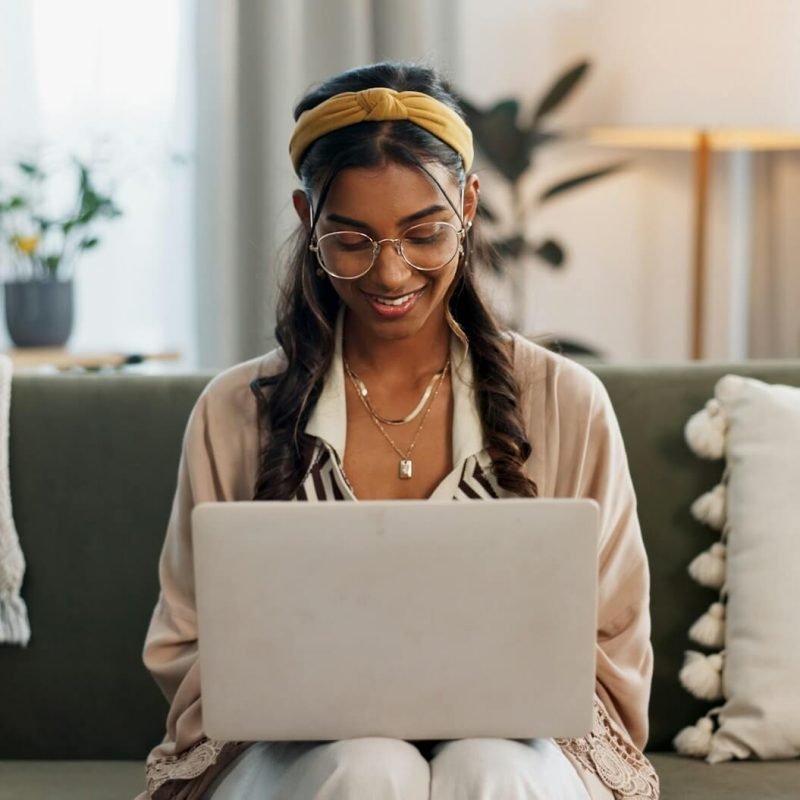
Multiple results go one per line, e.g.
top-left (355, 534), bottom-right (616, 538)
top-left (430, 738), bottom-right (540, 798)
top-left (322, 737), bottom-right (429, 795)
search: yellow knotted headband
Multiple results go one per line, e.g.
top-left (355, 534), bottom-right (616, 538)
top-left (289, 87), bottom-right (474, 175)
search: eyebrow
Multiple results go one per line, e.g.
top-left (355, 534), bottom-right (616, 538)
top-left (325, 204), bottom-right (450, 231)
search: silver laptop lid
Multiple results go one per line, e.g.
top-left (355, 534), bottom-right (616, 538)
top-left (193, 498), bottom-right (598, 741)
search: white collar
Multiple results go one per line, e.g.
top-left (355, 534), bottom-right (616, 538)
top-left (304, 307), bottom-right (486, 466)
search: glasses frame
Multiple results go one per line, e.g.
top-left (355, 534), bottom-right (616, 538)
top-left (309, 220), bottom-right (466, 281)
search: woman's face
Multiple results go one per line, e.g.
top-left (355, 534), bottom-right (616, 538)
top-left (294, 161), bottom-right (479, 344)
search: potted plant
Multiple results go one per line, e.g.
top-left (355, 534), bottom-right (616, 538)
top-left (456, 60), bottom-right (627, 358)
top-left (0, 158), bottom-right (121, 347)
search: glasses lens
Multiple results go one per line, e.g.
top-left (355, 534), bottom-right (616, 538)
top-left (401, 222), bottom-right (460, 271)
top-left (317, 231), bottom-right (374, 278)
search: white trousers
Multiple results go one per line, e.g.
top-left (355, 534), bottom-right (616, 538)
top-left (205, 737), bottom-right (591, 799)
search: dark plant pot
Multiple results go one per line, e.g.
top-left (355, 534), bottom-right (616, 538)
top-left (4, 279), bottom-right (74, 348)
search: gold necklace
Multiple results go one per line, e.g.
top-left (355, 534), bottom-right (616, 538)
top-left (345, 361), bottom-right (449, 480)
top-left (344, 359), bottom-right (450, 426)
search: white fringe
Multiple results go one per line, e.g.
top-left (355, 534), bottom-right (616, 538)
top-left (0, 354), bottom-right (29, 647)
top-left (0, 589), bottom-right (30, 646)
top-left (684, 398), bottom-right (727, 459)
top-left (679, 650), bottom-right (724, 701)
top-left (674, 715), bottom-right (715, 758)
top-left (690, 483), bottom-right (727, 530)
top-left (689, 602), bottom-right (726, 649)
top-left (688, 542), bottom-right (726, 589)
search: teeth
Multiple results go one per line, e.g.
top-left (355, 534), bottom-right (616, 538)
top-left (375, 290), bottom-right (419, 306)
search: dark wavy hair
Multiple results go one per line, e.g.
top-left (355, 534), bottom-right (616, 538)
top-left (251, 62), bottom-right (537, 499)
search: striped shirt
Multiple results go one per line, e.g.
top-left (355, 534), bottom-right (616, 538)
top-left (295, 443), bottom-right (502, 502)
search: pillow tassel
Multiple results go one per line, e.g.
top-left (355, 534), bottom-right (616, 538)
top-left (690, 483), bottom-right (727, 530)
top-left (688, 542), bottom-right (727, 589)
top-left (689, 601), bottom-right (726, 649)
top-left (679, 650), bottom-right (725, 701)
top-left (684, 398), bottom-right (727, 459)
top-left (673, 714), bottom-right (716, 758)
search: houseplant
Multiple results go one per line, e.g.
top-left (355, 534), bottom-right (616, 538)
top-left (0, 158), bottom-right (121, 347)
top-left (456, 60), bottom-right (626, 357)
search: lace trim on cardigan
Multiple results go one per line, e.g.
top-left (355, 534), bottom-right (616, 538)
top-left (556, 698), bottom-right (660, 800)
top-left (146, 738), bottom-right (241, 798)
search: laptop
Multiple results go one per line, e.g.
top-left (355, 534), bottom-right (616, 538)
top-left (192, 498), bottom-right (599, 742)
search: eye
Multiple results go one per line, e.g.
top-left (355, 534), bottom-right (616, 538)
top-left (403, 222), bottom-right (447, 244)
top-left (328, 232), bottom-right (373, 251)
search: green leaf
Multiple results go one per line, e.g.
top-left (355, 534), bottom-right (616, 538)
top-left (76, 160), bottom-right (91, 192)
top-left (531, 239), bottom-right (565, 268)
top-left (80, 237), bottom-right (99, 250)
top-left (456, 94), bottom-right (530, 183)
top-left (525, 129), bottom-right (562, 153)
top-left (483, 234), bottom-right (528, 273)
top-left (483, 236), bottom-right (525, 275)
top-left (531, 61), bottom-right (591, 125)
top-left (494, 235), bottom-right (526, 261)
top-left (483, 234), bottom-right (563, 274)
top-left (100, 198), bottom-right (122, 218)
top-left (43, 255), bottom-right (60, 276)
top-left (539, 162), bottom-right (627, 203)
top-left (18, 161), bottom-right (42, 177)
top-left (0, 196), bottom-right (26, 213)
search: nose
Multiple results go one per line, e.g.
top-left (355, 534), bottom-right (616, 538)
top-left (375, 237), bottom-right (403, 258)
top-left (371, 237), bottom-right (413, 287)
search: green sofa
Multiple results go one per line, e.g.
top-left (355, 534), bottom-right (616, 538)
top-left (2, 360), bottom-right (800, 799)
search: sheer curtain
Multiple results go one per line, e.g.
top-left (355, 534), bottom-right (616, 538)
top-left (0, 0), bottom-right (195, 363)
top-left (194, 0), bottom-right (461, 369)
top-left (749, 151), bottom-right (800, 358)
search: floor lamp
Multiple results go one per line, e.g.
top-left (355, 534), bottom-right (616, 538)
top-left (586, 128), bottom-right (800, 359)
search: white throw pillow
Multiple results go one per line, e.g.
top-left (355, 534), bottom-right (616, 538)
top-left (675, 374), bottom-right (800, 762)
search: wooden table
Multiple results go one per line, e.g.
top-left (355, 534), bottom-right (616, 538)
top-left (6, 349), bottom-right (181, 371)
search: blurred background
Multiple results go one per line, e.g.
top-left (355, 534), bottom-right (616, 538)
top-left (2, 0), bottom-right (800, 370)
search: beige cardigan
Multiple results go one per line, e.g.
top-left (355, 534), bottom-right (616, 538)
top-left (136, 335), bottom-right (658, 800)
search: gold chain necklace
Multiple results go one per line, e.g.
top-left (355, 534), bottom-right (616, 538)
top-left (345, 361), bottom-right (449, 480)
top-left (344, 359), bottom-right (450, 426)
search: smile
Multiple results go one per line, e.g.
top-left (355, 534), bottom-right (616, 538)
top-left (368, 288), bottom-right (425, 306)
top-left (361, 287), bottom-right (426, 318)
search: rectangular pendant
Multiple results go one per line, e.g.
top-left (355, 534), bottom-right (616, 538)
top-left (399, 459), bottom-right (413, 479)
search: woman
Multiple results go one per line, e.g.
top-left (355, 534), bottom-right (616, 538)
top-left (138, 62), bottom-right (659, 799)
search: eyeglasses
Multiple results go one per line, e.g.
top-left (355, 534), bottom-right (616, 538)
top-left (309, 220), bottom-right (465, 280)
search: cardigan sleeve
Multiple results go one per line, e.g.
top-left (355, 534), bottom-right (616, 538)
top-left (543, 354), bottom-right (653, 751)
top-left (143, 391), bottom-right (224, 753)
top-left (584, 378), bottom-right (652, 750)
top-left (142, 356), bottom-right (268, 757)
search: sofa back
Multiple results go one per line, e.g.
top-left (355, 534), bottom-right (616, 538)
top-left (2, 360), bottom-right (799, 758)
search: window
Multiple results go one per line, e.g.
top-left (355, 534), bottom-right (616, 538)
top-left (0, 0), bottom-right (196, 365)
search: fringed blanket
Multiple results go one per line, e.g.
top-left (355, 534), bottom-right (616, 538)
top-left (0, 354), bottom-right (30, 645)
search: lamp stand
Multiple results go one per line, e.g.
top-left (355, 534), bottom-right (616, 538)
top-left (691, 131), bottom-right (711, 359)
